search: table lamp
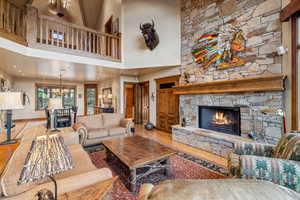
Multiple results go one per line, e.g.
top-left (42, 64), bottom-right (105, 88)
top-left (48, 98), bottom-right (63, 110)
top-left (0, 92), bottom-right (24, 145)
top-left (48, 98), bottom-right (63, 132)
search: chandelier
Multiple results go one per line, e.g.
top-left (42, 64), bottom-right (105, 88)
top-left (49, 0), bottom-right (71, 8)
top-left (48, 0), bottom-right (71, 17)
top-left (52, 69), bottom-right (66, 97)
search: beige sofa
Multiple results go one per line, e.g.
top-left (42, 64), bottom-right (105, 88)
top-left (73, 113), bottom-right (134, 147)
top-left (0, 125), bottom-right (113, 199)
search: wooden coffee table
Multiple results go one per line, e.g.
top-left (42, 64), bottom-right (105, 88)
top-left (103, 136), bottom-right (176, 193)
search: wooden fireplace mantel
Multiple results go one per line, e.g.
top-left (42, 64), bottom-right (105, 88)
top-left (173, 75), bottom-right (286, 95)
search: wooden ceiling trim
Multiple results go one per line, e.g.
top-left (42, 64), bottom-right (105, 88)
top-left (173, 74), bottom-right (286, 95)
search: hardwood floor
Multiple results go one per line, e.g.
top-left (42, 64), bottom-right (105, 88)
top-left (135, 125), bottom-right (228, 167)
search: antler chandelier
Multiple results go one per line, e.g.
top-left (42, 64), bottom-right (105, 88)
top-left (48, 0), bottom-right (71, 17)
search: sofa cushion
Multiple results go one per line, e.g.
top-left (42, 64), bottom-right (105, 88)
top-left (88, 128), bottom-right (109, 139)
top-left (102, 113), bottom-right (121, 128)
top-left (273, 132), bottom-right (300, 161)
top-left (108, 127), bottom-right (127, 136)
top-left (77, 114), bottom-right (104, 129)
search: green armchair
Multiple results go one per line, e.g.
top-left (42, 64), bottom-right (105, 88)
top-left (228, 132), bottom-right (300, 192)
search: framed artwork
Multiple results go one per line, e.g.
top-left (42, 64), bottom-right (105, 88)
top-left (102, 87), bottom-right (113, 106)
top-left (0, 79), bottom-right (7, 92)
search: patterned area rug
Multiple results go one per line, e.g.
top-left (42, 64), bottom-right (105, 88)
top-left (89, 150), bottom-right (228, 200)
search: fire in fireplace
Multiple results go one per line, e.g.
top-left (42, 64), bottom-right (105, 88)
top-left (198, 106), bottom-right (241, 136)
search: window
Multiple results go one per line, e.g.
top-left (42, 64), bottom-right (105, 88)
top-left (36, 84), bottom-right (76, 110)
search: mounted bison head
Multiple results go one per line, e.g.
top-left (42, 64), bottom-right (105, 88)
top-left (140, 20), bottom-right (159, 50)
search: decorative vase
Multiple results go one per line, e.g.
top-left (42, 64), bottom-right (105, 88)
top-left (145, 122), bottom-right (154, 131)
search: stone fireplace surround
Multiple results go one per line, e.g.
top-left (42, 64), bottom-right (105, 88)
top-left (172, 75), bottom-right (286, 158)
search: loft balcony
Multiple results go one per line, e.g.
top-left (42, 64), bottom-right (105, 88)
top-left (0, 0), bottom-right (121, 62)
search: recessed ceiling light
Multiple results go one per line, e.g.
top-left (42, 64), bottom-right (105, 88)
top-left (13, 65), bottom-right (17, 68)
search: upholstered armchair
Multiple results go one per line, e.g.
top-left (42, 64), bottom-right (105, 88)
top-left (228, 132), bottom-right (300, 193)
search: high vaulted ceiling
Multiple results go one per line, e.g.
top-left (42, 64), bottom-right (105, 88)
top-left (10, 0), bottom-right (104, 29)
top-left (79, 0), bottom-right (103, 29)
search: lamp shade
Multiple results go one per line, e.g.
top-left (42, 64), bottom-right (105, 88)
top-left (0, 92), bottom-right (24, 110)
top-left (48, 98), bottom-right (63, 110)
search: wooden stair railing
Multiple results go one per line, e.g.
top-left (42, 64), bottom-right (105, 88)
top-left (35, 15), bottom-right (121, 61)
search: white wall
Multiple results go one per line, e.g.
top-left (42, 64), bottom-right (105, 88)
top-left (97, 0), bottom-right (122, 32)
top-left (12, 78), bottom-right (85, 120)
top-left (138, 67), bottom-right (180, 125)
top-left (98, 76), bottom-right (121, 112)
top-left (122, 0), bottom-right (181, 68)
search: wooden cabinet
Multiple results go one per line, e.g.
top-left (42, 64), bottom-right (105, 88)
top-left (156, 76), bottom-right (179, 132)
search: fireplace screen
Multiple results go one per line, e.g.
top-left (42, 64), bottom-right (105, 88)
top-left (198, 106), bottom-right (241, 136)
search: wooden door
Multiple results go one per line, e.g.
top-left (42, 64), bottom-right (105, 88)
top-left (141, 82), bottom-right (150, 124)
top-left (156, 76), bottom-right (179, 132)
top-left (84, 84), bottom-right (98, 115)
top-left (125, 83), bottom-right (135, 119)
top-left (135, 82), bottom-right (150, 124)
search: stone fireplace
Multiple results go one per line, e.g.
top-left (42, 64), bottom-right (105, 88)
top-left (174, 0), bottom-right (286, 156)
top-left (172, 76), bottom-right (286, 158)
top-left (198, 106), bottom-right (241, 136)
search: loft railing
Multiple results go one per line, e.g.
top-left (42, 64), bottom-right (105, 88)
top-left (0, 0), bottom-right (27, 43)
top-left (0, 0), bottom-right (121, 61)
top-left (35, 15), bottom-right (121, 61)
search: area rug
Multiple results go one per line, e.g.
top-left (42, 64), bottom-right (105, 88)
top-left (89, 151), bottom-right (228, 200)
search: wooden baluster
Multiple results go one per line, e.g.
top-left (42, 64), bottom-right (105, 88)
top-left (85, 31), bottom-right (87, 52)
top-left (0, 0), bottom-right (3, 29)
top-left (40, 17), bottom-right (43, 44)
top-left (80, 29), bottom-right (83, 51)
top-left (11, 6), bottom-right (15, 34)
top-left (45, 19), bottom-right (48, 45)
top-left (76, 28), bottom-right (78, 50)
top-left (92, 33), bottom-right (94, 53)
top-left (21, 9), bottom-right (25, 38)
top-left (112, 38), bottom-right (115, 59)
top-left (118, 37), bottom-right (121, 60)
top-left (88, 32), bottom-right (91, 53)
top-left (102, 35), bottom-right (105, 56)
top-left (94, 33), bottom-right (96, 54)
top-left (66, 25), bottom-right (69, 48)
top-left (72, 27), bottom-right (74, 49)
top-left (56, 23), bottom-right (59, 47)
top-left (97, 35), bottom-right (99, 55)
top-left (16, 9), bottom-right (20, 36)
top-left (51, 22), bottom-right (54, 46)
top-left (6, 1), bottom-right (9, 32)
top-left (108, 36), bottom-right (111, 57)
top-left (80, 30), bottom-right (83, 51)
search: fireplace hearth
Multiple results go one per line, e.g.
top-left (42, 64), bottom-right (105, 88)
top-left (198, 106), bottom-right (241, 136)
